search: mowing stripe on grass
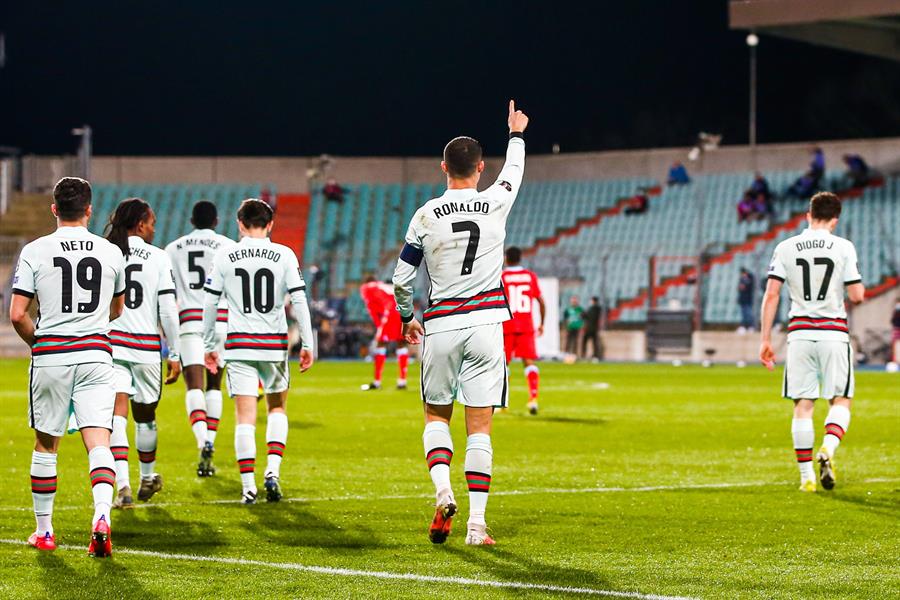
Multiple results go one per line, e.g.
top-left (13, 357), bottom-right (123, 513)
top-left (0, 538), bottom-right (694, 599)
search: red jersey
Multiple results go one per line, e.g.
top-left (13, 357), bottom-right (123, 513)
top-left (360, 281), bottom-right (399, 325)
top-left (501, 266), bottom-right (542, 334)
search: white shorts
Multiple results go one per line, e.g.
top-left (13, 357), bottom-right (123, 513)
top-left (226, 359), bottom-right (290, 397)
top-left (29, 362), bottom-right (115, 436)
top-left (180, 332), bottom-right (225, 368)
top-left (784, 340), bottom-right (854, 400)
top-left (421, 323), bottom-right (508, 408)
top-left (112, 360), bottom-right (161, 404)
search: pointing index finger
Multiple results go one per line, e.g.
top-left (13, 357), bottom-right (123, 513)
top-left (509, 99), bottom-right (515, 115)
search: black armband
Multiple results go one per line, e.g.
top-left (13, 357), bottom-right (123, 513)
top-left (509, 132), bottom-right (524, 140)
top-left (400, 312), bottom-right (414, 323)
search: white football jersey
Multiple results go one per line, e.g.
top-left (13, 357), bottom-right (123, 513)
top-left (393, 135), bottom-right (525, 335)
top-left (165, 229), bottom-right (235, 334)
top-left (768, 227), bottom-right (862, 341)
top-left (12, 226), bottom-right (126, 367)
top-left (203, 236), bottom-right (313, 361)
top-left (110, 236), bottom-right (180, 364)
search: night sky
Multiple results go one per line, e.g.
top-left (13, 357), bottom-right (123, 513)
top-left (3, 1), bottom-right (900, 157)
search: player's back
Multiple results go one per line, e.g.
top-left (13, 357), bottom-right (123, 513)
top-left (166, 229), bottom-right (234, 331)
top-left (14, 226), bottom-right (125, 366)
top-left (360, 281), bottom-right (396, 321)
top-left (770, 228), bottom-right (861, 340)
top-left (501, 266), bottom-right (540, 334)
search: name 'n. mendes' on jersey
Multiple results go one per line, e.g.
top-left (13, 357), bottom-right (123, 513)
top-left (392, 134), bottom-right (525, 335)
top-left (110, 235), bottom-right (181, 364)
top-left (11, 226), bottom-right (126, 367)
top-left (201, 237), bottom-right (314, 362)
top-left (768, 227), bottom-right (862, 342)
top-left (165, 229), bottom-right (235, 334)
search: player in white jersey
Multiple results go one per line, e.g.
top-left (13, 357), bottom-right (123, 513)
top-left (392, 100), bottom-right (528, 546)
top-left (202, 199), bottom-right (314, 504)
top-left (9, 177), bottom-right (126, 557)
top-left (760, 192), bottom-right (865, 492)
top-left (102, 198), bottom-right (182, 509)
top-left (165, 201), bottom-right (236, 476)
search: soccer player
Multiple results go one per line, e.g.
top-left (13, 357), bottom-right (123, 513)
top-left (359, 276), bottom-right (409, 390)
top-left (166, 201), bottom-right (235, 476)
top-left (202, 199), bottom-right (314, 504)
top-left (759, 192), bottom-right (865, 492)
top-left (104, 198), bottom-right (182, 508)
top-left (501, 246), bottom-right (545, 414)
top-left (393, 100), bottom-right (528, 545)
top-left (9, 177), bottom-right (126, 556)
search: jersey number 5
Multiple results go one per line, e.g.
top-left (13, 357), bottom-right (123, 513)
top-left (795, 257), bottom-right (835, 301)
top-left (53, 256), bottom-right (101, 313)
top-left (451, 221), bottom-right (480, 276)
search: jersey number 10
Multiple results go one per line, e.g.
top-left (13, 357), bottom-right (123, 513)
top-left (235, 268), bottom-right (274, 313)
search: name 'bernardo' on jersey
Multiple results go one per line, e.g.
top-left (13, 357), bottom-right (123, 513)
top-left (431, 201), bottom-right (491, 218)
top-left (226, 248), bottom-right (282, 262)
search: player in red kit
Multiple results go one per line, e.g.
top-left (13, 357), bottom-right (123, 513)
top-left (359, 277), bottom-right (409, 390)
top-left (501, 247), bottom-right (546, 414)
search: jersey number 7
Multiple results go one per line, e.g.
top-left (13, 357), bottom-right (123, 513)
top-left (451, 221), bottom-right (480, 276)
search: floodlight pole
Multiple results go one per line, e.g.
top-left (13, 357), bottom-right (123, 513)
top-left (71, 125), bottom-right (92, 181)
top-left (747, 32), bottom-right (759, 170)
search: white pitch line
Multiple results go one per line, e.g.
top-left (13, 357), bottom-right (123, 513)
top-left (0, 538), bottom-right (693, 599)
top-left (1, 477), bottom-right (897, 512)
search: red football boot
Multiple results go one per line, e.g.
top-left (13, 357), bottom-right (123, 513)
top-left (27, 531), bottom-right (57, 551)
top-left (428, 500), bottom-right (457, 544)
top-left (87, 515), bottom-right (112, 558)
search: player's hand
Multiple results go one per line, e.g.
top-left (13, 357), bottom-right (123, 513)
top-left (164, 358), bottom-right (182, 384)
top-left (508, 99), bottom-right (529, 133)
top-left (204, 352), bottom-right (219, 375)
top-left (299, 348), bottom-right (314, 373)
top-left (403, 318), bottom-right (425, 345)
top-left (537, 324), bottom-right (545, 337)
top-left (759, 341), bottom-right (776, 371)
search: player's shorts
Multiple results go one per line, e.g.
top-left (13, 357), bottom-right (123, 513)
top-left (784, 340), bottom-right (854, 400)
top-left (421, 323), bottom-right (508, 408)
top-left (226, 359), bottom-right (290, 397)
top-left (180, 331), bottom-right (225, 368)
top-left (112, 360), bottom-right (161, 405)
top-left (503, 330), bottom-right (537, 362)
top-left (378, 312), bottom-right (404, 343)
top-left (28, 362), bottom-right (115, 437)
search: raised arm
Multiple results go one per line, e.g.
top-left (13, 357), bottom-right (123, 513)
top-left (490, 100), bottom-right (529, 209)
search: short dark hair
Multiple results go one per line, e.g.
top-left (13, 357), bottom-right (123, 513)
top-left (192, 200), bottom-right (218, 229)
top-left (53, 177), bottom-right (92, 220)
top-left (809, 192), bottom-right (842, 221)
top-left (505, 246), bottom-right (522, 265)
top-left (237, 198), bottom-right (273, 229)
top-left (443, 136), bottom-right (482, 179)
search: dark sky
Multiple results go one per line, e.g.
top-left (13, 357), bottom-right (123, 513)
top-left (3, 1), bottom-right (900, 157)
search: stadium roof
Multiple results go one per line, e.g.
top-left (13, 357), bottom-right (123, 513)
top-left (729, 0), bottom-right (900, 62)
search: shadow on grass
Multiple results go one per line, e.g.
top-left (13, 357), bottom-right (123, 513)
top-left (114, 506), bottom-right (227, 553)
top-left (37, 550), bottom-right (158, 599)
top-left (821, 490), bottom-right (900, 519)
top-left (505, 414), bottom-right (607, 426)
top-left (240, 499), bottom-right (383, 550)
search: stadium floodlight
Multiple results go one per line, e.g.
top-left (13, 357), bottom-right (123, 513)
top-left (746, 33), bottom-right (759, 47)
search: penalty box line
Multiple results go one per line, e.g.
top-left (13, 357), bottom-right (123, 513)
top-left (0, 538), bottom-right (694, 600)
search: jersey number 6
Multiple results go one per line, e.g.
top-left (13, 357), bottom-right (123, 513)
top-left (451, 221), bottom-right (480, 276)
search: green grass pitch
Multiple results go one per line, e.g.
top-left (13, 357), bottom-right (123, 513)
top-left (0, 359), bottom-right (896, 599)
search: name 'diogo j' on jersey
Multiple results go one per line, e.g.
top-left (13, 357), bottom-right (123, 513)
top-left (165, 229), bottom-right (235, 334)
top-left (392, 134), bottom-right (525, 335)
top-left (12, 226), bottom-right (126, 367)
top-left (202, 236), bottom-right (314, 361)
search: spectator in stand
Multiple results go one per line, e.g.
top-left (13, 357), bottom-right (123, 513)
top-left (582, 297), bottom-right (603, 361)
top-left (323, 178), bottom-right (347, 203)
top-left (750, 172), bottom-right (771, 200)
top-left (788, 147), bottom-right (826, 198)
top-left (810, 146), bottom-right (825, 179)
top-left (843, 154), bottom-right (870, 188)
top-left (891, 298), bottom-right (900, 362)
top-left (563, 296), bottom-right (585, 356)
top-left (623, 192), bottom-right (648, 215)
top-left (737, 191), bottom-right (755, 222)
top-left (667, 161), bottom-right (691, 185)
top-left (737, 268), bottom-right (755, 333)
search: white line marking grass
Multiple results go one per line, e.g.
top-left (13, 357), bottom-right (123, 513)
top-left (0, 538), bottom-right (694, 599)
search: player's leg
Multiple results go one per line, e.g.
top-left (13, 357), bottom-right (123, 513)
top-left (132, 362), bottom-right (163, 502)
top-left (262, 359), bottom-right (291, 502)
top-left (30, 431), bottom-right (60, 550)
top-left (205, 367), bottom-right (224, 447)
top-left (110, 362), bottom-right (133, 509)
top-left (817, 341), bottom-right (854, 490)
top-left (786, 340), bottom-right (820, 491)
top-left (396, 341), bottom-right (410, 390)
top-left (363, 341), bottom-right (388, 391)
top-left (180, 333), bottom-right (211, 472)
top-left (791, 399), bottom-right (817, 491)
top-left (520, 333), bottom-right (540, 415)
top-left (421, 330), bottom-right (461, 543)
top-left (228, 361), bottom-right (261, 503)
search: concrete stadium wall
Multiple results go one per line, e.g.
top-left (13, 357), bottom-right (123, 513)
top-left (20, 136), bottom-right (900, 193)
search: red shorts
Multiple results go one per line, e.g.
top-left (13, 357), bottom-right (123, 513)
top-left (504, 331), bottom-right (537, 362)
top-left (377, 312), bottom-right (404, 343)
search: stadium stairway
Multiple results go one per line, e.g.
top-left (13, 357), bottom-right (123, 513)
top-left (270, 193), bottom-right (311, 260)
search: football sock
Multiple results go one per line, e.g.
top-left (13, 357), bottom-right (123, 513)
top-left (465, 433), bottom-right (493, 526)
top-left (136, 421), bottom-right (158, 480)
top-left (88, 446), bottom-right (115, 526)
top-left (373, 347), bottom-right (387, 384)
top-left (205, 390), bottom-right (223, 446)
top-left (235, 424), bottom-right (257, 492)
top-left (265, 412), bottom-right (288, 478)
top-left (110, 415), bottom-right (130, 490)
top-left (396, 347), bottom-right (409, 384)
top-left (31, 451), bottom-right (57, 535)
top-left (792, 418), bottom-right (815, 481)
top-left (822, 405), bottom-right (851, 457)
top-left (423, 421), bottom-right (453, 499)
top-left (185, 389), bottom-right (208, 449)
top-left (524, 365), bottom-right (540, 401)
